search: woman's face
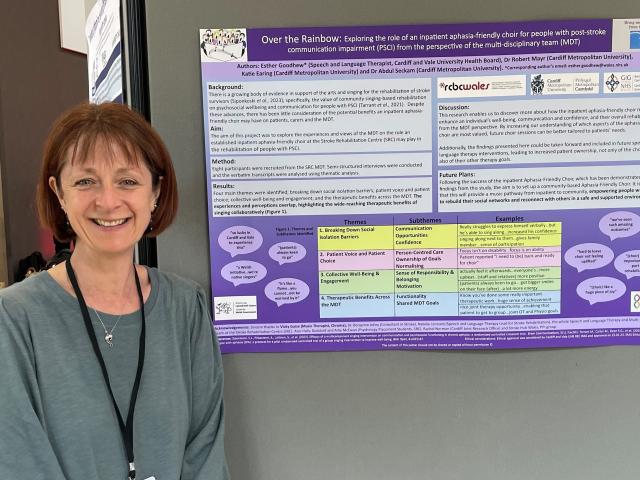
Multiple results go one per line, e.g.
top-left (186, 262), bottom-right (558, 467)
top-left (50, 139), bottom-right (160, 258)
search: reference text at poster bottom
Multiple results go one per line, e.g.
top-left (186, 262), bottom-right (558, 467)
top-left (216, 327), bottom-right (640, 352)
top-left (215, 316), bottom-right (640, 351)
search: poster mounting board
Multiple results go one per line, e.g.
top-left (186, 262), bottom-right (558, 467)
top-left (199, 19), bottom-right (640, 353)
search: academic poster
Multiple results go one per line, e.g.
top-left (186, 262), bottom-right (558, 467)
top-left (199, 19), bottom-right (640, 353)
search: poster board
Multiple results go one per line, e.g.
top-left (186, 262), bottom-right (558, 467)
top-left (200, 19), bottom-right (640, 353)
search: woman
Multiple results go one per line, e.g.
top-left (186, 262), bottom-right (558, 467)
top-left (0, 103), bottom-right (229, 480)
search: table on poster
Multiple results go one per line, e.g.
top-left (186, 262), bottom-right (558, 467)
top-left (319, 222), bottom-right (562, 318)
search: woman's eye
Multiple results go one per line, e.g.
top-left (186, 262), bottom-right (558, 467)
top-left (120, 178), bottom-right (139, 186)
top-left (75, 178), bottom-right (95, 186)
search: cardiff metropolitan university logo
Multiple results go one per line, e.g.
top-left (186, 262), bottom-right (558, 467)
top-left (531, 74), bottom-right (544, 94)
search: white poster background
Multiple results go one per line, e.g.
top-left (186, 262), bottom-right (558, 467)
top-left (85, 0), bottom-right (122, 103)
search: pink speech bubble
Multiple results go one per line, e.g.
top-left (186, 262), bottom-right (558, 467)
top-left (576, 276), bottom-right (626, 305)
top-left (564, 243), bottom-right (614, 272)
top-left (614, 250), bottom-right (640, 279)
top-left (221, 261), bottom-right (267, 286)
top-left (599, 211), bottom-right (640, 241)
top-left (268, 242), bottom-right (306, 265)
top-left (264, 278), bottom-right (309, 307)
top-left (218, 226), bottom-right (263, 257)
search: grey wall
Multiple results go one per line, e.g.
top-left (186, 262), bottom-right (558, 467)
top-left (0, 1), bottom-right (88, 282)
top-left (145, 2), bottom-right (640, 479)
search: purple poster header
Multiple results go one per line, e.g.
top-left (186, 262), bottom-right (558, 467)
top-left (245, 19), bottom-right (612, 61)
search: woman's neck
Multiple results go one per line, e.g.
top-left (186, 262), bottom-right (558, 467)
top-left (50, 243), bottom-right (150, 315)
top-left (70, 244), bottom-right (136, 298)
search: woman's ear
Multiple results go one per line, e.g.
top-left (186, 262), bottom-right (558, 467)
top-left (48, 176), bottom-right (65, 210)
top-left (152, 176), bottom-right (163, 210)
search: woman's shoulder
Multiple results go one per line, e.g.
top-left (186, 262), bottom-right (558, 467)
top-left (0, 272), bottom-right (55, 305)
top-left (149, 268), bottom-right (208, 311)
top-left (0, 272), bottom-right (59, 327)
top-left (148, 268), bottom-right (211, 327)
top-left (150, 267), bottom-right (204, 295)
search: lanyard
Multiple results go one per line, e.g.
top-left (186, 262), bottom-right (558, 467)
top-left (66, 259), bottom-right (146, 480)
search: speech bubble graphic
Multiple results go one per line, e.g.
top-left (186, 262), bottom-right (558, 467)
top-left (264, 277), bottom-right (309, 307)
top-left (564, 243), bottom-right (614, 272)
top-left (576, 276), bottom-right (626, 305)
top-left (218, 226), bottom-right (263, 257)
top-left (614, 250), bottom-right (640, 279)
top-left (268, 242), bottom-right (307, 265)
top-left (599, 211), bottom-right (640, 240)
top-left (221, 261), bottom-right (267, 287)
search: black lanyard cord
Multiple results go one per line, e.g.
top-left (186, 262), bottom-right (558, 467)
top-left (66, 259), bottom-right (146, 480)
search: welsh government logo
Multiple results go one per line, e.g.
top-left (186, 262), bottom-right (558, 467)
top-left (606, 74), bottom-right (620, 92)
top-left (531, 74), bottom-right (544, 94)
top-left (200, 28), bottom-right (247, 62)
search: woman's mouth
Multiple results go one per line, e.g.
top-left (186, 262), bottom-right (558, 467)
top-left (92, 218), bottom-right (129, 227)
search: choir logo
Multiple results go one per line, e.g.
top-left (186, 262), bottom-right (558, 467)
top-left (200, 28), bottom-right (248, 62)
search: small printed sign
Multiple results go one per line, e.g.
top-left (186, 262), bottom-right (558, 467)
top-left (214, 296), bottom-right (258, 320)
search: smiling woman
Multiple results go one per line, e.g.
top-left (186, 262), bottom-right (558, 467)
top-left (0, 103), bottom-right (229, 480)
top-left (48, 141), bottom-right (160, 259)
top-left (38, 103), bottom-right (177, 244)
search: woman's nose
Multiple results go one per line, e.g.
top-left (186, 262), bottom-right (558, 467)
top-left (94, 184), bottom-right (121, 209)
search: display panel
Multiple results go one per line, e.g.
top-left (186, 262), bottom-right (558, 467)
top-left (86, 0), bottom-right (123, 103)
top-left (199, 19), bottom-right (640, 352)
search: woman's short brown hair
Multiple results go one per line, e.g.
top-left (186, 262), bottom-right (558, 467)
top-left (37, 102), bottom-right (178, 242)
